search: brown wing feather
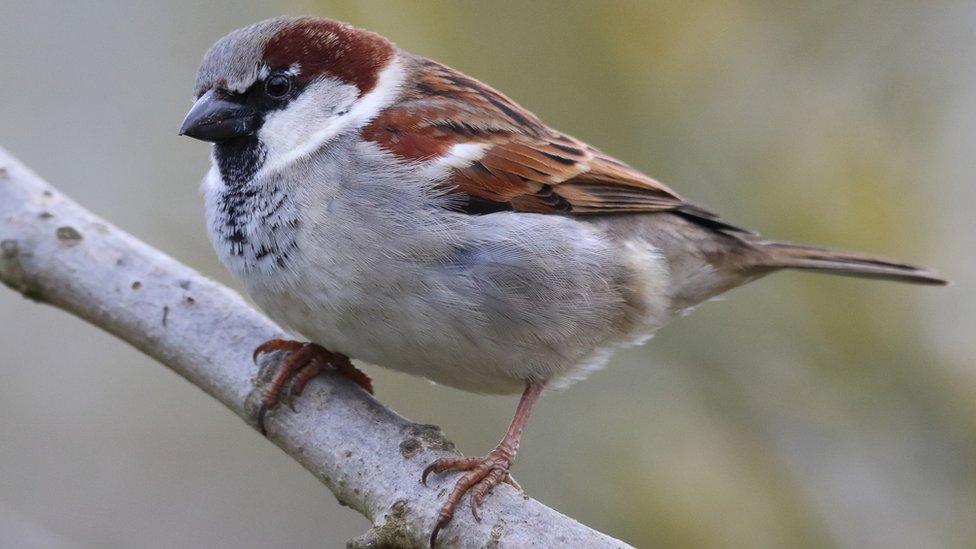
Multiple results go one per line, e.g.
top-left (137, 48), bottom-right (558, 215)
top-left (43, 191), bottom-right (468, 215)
top-left (362, 58), bottom-right (748, 232)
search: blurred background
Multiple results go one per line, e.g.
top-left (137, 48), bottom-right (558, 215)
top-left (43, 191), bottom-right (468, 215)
top-left (1, 1), bottom-right (973, 547)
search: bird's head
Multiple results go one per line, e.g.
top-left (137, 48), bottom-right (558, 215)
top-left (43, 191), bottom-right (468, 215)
top-left (180, 16), bottom-right (403, 180)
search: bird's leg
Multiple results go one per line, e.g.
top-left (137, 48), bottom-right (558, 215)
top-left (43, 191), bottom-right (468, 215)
top-left (252, 339), bottom-right (373, 434)
top-left (422, 383), bottom-right (543, 546)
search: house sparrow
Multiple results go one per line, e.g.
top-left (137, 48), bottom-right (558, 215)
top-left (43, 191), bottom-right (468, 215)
top-left (179, 16), bottom-right (946, 545)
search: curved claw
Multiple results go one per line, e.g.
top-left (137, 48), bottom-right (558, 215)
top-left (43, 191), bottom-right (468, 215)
top-left (252, 347), bottom-right (261, 364)
top-left (256, 403), bottom-right (269, 436)
top-left (430, 508), bottom-right (454, 548)
top-left (469, 467), bottom-right (504, 522)
top-left (252, 341), bottom-right (272, 363)
top-left (429, 518), bottom-right (445, 547)
top-left (252, 338), bottom-right (297, 364)
top-left (420, 456), bottom-right (475, 486)
top-left (285, 398), bottom-right (299, 413)
top-left (421, 463), bottom-right (437, 486)
top-left (250, 339), bottom-right (372, 431)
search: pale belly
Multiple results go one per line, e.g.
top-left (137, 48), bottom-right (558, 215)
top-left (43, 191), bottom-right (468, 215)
top-left (242, 212), bottom-right (673, 394)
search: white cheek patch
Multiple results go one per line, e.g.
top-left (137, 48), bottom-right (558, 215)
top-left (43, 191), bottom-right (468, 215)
top-left (258, 77), bottom-right (359, 171)
top-left (255, 56), bottom-right (406, 178)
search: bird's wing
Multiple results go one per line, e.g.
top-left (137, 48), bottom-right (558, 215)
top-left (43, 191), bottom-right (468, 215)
top-left (362, 58), bottom-right (747, 232)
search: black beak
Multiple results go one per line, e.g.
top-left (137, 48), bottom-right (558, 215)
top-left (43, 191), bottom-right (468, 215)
top-left (179, 90), bottom-right (258, 142)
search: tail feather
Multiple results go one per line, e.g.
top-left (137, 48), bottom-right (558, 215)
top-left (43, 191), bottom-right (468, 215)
top-left (754, 241), bottom-right (948, 286)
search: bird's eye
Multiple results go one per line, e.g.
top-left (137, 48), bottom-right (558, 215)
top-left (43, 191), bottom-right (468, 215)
top-left (265, 74), bottom-right (292, 98)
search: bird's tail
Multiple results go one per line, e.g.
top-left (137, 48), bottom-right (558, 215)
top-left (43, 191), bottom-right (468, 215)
top-left (752, 241), bottom-right (947, 285)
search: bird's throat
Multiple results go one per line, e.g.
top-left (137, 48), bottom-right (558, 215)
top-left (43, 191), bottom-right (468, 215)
top-left (214, 136), bottom-right (266, 188)
top-left (209, 137), bottom-right (301, 276)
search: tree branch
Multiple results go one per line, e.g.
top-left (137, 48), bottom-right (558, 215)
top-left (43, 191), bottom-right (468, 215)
top-left (0, 147), bottom-right (631, 548)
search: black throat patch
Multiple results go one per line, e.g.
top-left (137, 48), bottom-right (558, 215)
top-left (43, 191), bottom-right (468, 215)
top-left (210, 138), bottom-right (300, 271)
top-left (214, 136), bottom-right (267, 187)
top-left (213, 137), bottom-right (266, 256)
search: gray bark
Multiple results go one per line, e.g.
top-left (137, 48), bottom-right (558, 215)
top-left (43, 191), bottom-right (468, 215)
top-left (0, 147), bottom-right (632, 548)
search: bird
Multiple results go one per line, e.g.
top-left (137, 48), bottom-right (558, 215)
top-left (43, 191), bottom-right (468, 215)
top-left (179, 16), bottom-right (946, 545)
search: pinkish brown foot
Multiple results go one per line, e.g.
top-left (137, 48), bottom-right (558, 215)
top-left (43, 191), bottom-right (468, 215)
top-left (252, 339), bottom-right (373, 434)
top-left (421, 383), bottom-right (543, 547)
top-left (422, 446), bottom-right (521, 545)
